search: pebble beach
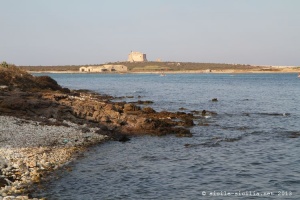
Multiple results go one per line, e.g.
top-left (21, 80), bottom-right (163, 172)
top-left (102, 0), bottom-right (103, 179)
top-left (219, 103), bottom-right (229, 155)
top-left (0, 115), bottom-right (107, 199)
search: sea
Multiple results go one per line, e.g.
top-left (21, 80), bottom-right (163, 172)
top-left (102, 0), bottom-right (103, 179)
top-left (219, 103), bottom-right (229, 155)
top-left (33, 73), bottom-right (300, 200)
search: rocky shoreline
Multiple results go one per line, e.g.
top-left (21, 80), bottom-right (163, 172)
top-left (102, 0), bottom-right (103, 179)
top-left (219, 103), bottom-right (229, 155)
top-left (0, 66), bottom-right (199, 199)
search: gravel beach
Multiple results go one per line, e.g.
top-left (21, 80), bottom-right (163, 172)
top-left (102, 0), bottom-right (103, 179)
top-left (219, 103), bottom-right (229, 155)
top-left (0, 115), bottom-right (107, 199)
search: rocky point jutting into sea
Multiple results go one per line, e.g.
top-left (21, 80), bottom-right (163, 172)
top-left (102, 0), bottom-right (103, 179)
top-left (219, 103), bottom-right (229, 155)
top-left (0, 66), bottom-right (201, 199)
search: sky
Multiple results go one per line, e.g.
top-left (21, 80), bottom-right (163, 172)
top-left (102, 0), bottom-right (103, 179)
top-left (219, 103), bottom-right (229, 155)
top-left (1, 0), bottom-right (300, 66)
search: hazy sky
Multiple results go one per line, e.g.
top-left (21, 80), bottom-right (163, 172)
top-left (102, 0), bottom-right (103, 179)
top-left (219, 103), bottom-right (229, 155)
top-left (1, 0), bottom-right (299, 66)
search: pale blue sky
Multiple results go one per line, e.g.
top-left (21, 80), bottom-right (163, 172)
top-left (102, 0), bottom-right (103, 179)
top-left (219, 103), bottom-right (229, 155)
top-left (1, 0), bottom-right (299, 66)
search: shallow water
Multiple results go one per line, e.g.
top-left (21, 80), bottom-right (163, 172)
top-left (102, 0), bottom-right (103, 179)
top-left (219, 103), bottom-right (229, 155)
top-left (33, 73), bottom-right (300, 199)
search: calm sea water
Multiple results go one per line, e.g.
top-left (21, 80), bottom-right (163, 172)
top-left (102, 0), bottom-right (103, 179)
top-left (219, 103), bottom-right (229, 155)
top-left (34, 73), bottom-right (300, 199)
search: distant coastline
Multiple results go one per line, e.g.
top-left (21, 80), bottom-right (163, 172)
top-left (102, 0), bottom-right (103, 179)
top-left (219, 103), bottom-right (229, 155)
top-left (20, 61), bottom-right (300, 74)
top-left (28, 69), bottom-right (300, 74)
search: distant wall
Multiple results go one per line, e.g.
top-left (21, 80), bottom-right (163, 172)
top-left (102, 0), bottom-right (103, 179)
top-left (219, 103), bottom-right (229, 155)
top-left (102, 65), bottom-right (128, 72)
top-left (79, 65), bottom-right (127, 72)
top-left (79, 66), bottom-right (104, 72)
top-left (128, 52), bottom-right (147, 62)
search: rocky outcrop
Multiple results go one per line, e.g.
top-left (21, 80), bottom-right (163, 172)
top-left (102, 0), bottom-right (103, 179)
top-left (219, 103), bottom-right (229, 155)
top-left (53, 93), bottom-right (196, 136)
top-left (0, 90), bottom-right (195, 137)
top-left (0, 67), bottom-right (196, 138)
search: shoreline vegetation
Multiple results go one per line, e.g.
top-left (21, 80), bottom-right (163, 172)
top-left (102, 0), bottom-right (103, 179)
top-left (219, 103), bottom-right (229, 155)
top-left (18, 61), bottom-right (300, 74)
top-left (0, 65), bottom-right (201, 199)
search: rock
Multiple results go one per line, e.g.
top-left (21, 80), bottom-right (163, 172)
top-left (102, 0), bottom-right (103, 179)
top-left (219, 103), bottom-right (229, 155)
top-left (136, 100), bottom-right (153, 105)
top-left (101, 131), bottom-right (130, 142)
top-left (104, 104), bottom-right (115, 111)
top-left (176, 133), bottom-right (193, 138)
top-left (26, 160), bottom-right (37, 168)
top-left (81, 127), bottom-right (90, 133)
top-left (15, 196), bottom-right (29, 200)
top-left (0, 158), bottom-right (8, 169)
top-left (0, 177), bottom-right (8, 188)
top-left (61, 87), bottom-right (71, 93)
top-left (123, 103), bottom-right (141, 112)
top-left (100, 116), bottom-right (111, 123)
top-left (198, 122), bottom-right (209, 126)
top-left (212, 98), bottom-right (218, 102)
top-left (53, 94), bottom-right (68, 101)
top-left (175, 129), bottom-right (193, 137)
top-left (184, 143), bottom-right (192, 147)
top-left (0, 85), bottom-right (8, 90)
top-left (183, 118), bottom-right (194, 127)
top-left (142, 107), bottom-right (156, 114)
top-left (34, 76), bottom-right (63, 91)
top-left (201, 110), bottom-right (217, 117)
top-left (40, 162), bottom-right (51, 169)
top-left (179, 107), bottom-right (187, 110)
top-left (118, 135), bottom-right (130, 142)
top-left (3, 196), bottom-right (16, 200)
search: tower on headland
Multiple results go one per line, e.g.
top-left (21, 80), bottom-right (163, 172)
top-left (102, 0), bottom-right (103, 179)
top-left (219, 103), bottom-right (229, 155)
top-left (128, 51), bottom-right (147, 62)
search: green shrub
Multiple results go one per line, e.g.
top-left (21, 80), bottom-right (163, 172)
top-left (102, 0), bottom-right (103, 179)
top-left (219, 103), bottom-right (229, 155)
top-left (1, 61), bottom-right (9, 68)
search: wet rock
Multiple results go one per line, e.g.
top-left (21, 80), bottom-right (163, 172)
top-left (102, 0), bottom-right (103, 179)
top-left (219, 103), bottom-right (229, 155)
top-left (201, 110), bottom-right (217, 117)
top-left (287, 131), bottom-right (300, 138)
top-left (182, 118), bottom-right (194, 127)
top-left (184, 143), bottom-right (192, 148)
top-left (123, 103), bottom-right (141, 112)
top-left (136, 100), bottom-right (153, 105)
top-left (198, 122), bottom-right (210, 126)
top-left (118, 135), bottom-right (130, 142)
top-left (142, 107), bottom-right (156, 114)
top-left (190, 110), bottom-right (201, 115)
top-left (98, 130), bottom-right (130, 142)
top-left (175, 129), bottom-right (193, 137)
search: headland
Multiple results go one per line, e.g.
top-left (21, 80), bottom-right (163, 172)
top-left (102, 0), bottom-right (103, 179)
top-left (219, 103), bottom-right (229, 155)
top-left (18, 62), bottom-right (300, 74)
